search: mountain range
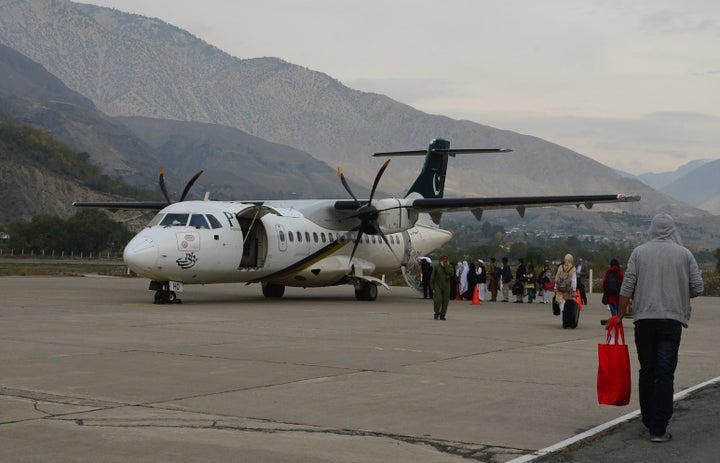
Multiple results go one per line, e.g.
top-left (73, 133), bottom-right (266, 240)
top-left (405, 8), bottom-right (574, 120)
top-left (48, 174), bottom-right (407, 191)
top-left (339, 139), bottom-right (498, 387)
top-left (1, 0), bottom-right (718, 246)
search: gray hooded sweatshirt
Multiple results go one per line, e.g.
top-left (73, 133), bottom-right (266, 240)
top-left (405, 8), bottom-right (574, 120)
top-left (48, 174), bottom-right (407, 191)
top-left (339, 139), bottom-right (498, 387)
top-left (620, 213), bottom-right (704, 327)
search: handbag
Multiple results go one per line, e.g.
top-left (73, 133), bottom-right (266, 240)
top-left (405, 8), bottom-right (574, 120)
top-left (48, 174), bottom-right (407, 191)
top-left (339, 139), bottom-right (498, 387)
top-left (597, 316), bottom-right (631, 406)
top-left (512, 280), bottom-right (524, 295)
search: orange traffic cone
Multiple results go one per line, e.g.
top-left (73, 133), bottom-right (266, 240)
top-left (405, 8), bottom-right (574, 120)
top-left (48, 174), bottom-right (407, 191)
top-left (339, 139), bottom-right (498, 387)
top-left (471, 285), bottom-right (481, 305)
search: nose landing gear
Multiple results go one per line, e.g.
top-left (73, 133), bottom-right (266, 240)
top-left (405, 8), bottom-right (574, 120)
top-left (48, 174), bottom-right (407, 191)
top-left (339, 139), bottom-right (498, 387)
top-left (150, 281), bottom-right (182, 304)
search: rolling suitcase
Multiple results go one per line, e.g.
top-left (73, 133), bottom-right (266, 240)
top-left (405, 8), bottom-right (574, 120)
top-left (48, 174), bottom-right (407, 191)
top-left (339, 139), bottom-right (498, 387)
top-left (562, 299), bottom-right (580, 329)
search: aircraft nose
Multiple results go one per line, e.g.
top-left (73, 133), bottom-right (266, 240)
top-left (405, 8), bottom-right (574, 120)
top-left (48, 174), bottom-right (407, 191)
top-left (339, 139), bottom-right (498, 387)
top-left (123, 236), bottom-right (158, 274)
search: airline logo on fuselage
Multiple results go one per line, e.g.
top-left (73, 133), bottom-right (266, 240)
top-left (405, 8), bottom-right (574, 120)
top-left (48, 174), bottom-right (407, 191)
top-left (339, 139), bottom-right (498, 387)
top-left (176, 252), bottom-right (198, 269)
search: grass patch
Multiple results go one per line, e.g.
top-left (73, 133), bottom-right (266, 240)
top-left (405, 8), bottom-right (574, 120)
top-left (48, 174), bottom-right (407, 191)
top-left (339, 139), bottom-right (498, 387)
top-left (0, 262), bottom-right (130, 277)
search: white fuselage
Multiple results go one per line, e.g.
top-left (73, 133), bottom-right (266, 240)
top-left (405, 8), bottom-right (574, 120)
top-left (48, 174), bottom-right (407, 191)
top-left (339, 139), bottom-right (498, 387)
top-left (123, 200), bottom-right (451, 287)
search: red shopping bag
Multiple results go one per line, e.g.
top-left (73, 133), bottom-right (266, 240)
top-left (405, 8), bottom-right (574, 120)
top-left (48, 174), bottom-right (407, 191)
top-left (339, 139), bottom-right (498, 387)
top-left (575, 289), bottom-right (583, 311)
top-left (597, 316), bottom-right (631, 406)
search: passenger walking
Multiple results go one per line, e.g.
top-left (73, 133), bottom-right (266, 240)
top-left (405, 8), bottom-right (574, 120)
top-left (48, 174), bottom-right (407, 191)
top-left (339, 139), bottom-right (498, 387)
top-left (476, 259), bottom-right (487, 302)
top-left (525, 263), bottom-right (537, 303)
top-left (501, 257), bottom-right (513, 302)
top-left (488, 257), bottom-right (500, 301)
top-left (464, 262), bottom-right (478, 300)
top-left (554, 254), bottom-right (577, 315)
top-left (576, 257), bottom-right (589, 305)
top-left (431, 255), bottom-right (455, 320)
top-left (420, 258), bottom-right (433, 299)
top-left (457, 261), bottom-right (469, 300)
top-left (540, 264), bottom-right (553, 304)
top-left (600, 258), bottom-right (623, 324)
top-left (618, 213), bottom-right (704, 443)
top-left (514, 258), bottom-right (526, 303)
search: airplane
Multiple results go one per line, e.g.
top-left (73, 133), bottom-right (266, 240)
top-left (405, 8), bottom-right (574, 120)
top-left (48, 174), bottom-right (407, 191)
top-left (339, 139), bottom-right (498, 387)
top-left (73, 138), bottom-right (640, 303)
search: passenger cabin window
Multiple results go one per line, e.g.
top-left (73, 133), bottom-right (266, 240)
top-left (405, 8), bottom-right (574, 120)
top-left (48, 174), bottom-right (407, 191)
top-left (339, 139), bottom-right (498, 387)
top-left (207, 215), bottom-right (223, 229)
top-left (305, 232), bottom-right (311, 242)
top-left (160, 213), bottom-right (189, 227)
top-left (288, 231), bottom-right (294, 242)
top-left (296, 231), bottom-right (302, 242)
top-left (279, 230), bottom-right (285, 242)
top-left (321, 233), bottom-right (326, 243)
top-left (189, 214), bottom-right (210, 229)
top-left (313, 232), bottom-right (318, 243)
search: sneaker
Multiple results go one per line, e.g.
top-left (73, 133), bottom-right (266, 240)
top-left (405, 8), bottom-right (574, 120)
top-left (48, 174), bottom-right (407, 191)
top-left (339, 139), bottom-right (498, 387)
top-left (600, 319), bottom-right (608, 326)
top-left (650, 432), bottom-right (672, 443)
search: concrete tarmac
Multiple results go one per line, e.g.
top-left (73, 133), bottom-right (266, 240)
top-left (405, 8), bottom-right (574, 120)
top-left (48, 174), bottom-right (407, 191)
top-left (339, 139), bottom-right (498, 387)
top-left (1, 276), bottom-right (718, 462)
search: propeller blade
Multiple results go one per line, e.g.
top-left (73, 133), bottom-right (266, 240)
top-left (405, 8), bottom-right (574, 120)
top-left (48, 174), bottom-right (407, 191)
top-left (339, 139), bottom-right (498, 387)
top-left (376, 227), bottom-right (398, 260)
top-left (349, 229), bottom-right (364, 263)
top-left (338, 168), bottom-right (360, 205)
top-left (180, 170), bottom-right (204, 202)
top-left (367, 159), bottom-right (390, 204)
top-left (158, 168), bottom-right (171, 204)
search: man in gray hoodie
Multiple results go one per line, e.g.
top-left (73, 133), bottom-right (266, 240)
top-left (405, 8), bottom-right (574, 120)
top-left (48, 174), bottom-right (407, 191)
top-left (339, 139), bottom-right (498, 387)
top-left (618, 213), bottom-right (704, 443)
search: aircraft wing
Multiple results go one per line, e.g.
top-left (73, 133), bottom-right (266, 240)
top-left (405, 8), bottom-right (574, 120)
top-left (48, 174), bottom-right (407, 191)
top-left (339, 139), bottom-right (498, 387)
top-left (407, 194), bottom-right (640, 213)
top-left (72, 201), bottom-right (169, 210)
top-left (334, 193), bottom-right (640, 217)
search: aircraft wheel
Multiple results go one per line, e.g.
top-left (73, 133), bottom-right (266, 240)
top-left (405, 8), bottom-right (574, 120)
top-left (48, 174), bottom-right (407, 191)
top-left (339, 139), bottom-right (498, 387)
top-left (154, 291), bottom-right (165, 304)
top-left (366, 283), bottom-right (378, 301)
top-left (166, 291), bottom-right (177, 303)
top-left (355, 283), bottom-right (378, 301)
top-left (354, 288), bottom-right (364, 300)
top-left (262, 282), bottom-right (285, 298)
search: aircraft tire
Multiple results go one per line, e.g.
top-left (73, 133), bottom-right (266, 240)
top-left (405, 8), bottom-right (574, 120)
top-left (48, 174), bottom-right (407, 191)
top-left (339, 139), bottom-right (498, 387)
top-left (262, 282), bottom-right (285, 298)
top-left (355, 283), bottom-right (378, 301)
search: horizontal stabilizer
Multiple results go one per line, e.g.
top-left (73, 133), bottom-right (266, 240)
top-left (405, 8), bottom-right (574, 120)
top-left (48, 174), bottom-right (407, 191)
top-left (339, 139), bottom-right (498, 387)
top-left (373, 148), bottom-right (511, 157)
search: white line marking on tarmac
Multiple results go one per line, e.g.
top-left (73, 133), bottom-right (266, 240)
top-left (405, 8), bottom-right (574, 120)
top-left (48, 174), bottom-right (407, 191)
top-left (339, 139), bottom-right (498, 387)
top-left (507, 375), bottom-right (720, 463)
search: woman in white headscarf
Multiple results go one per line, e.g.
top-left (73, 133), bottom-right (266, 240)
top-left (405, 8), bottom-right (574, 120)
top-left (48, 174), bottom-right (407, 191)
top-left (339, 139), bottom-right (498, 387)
top-left (458, 261), bottom-right (469, 298)
top-left (554, 253), bottom-right (577, 315)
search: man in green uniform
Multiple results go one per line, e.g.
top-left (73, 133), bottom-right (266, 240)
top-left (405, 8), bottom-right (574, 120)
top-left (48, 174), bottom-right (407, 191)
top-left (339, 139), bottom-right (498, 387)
top-left (431, 255), bottom-right (454, 320)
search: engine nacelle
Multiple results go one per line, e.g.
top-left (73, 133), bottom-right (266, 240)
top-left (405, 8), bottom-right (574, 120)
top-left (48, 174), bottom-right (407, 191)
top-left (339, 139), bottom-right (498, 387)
top-left (374, 199), bottom-right (417, 234)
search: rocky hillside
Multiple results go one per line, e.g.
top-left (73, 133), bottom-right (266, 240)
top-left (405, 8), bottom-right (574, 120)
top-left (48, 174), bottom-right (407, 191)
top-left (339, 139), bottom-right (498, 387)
top-left (0, 112), bottom-right (122, 223)
top-left (1, 0), bottom-right (718, 247)
top-left (0, 0), bottom-right (696, 213)
top-left (1, 41), bottom-right (369, 205)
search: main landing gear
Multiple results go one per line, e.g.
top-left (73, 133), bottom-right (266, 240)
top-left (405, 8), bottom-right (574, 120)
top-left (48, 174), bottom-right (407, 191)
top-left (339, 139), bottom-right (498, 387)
top-left (262, 282), bottom-right (286, 298)
top-left (354, 282), bottom-right (378, 301)
top-left (150, 281), bottom-right (182, 304)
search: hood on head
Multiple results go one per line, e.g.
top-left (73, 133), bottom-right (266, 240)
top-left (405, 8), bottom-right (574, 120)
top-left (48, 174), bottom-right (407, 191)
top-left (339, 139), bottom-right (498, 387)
top-left (648, 213), bottom-right (682, 245)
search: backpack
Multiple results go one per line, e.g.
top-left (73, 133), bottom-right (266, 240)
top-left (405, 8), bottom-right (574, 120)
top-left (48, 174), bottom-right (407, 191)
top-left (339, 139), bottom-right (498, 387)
top-left (556, 265), bottom-right (572, 292)
top-left (604, 269), bottom-right (621, 295)
top-left (493, 266), bottom-right (502, 279)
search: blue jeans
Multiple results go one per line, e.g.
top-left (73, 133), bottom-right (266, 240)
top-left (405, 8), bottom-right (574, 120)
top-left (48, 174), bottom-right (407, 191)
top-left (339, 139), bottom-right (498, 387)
top-left (634, 319), bottom-right (682, 436)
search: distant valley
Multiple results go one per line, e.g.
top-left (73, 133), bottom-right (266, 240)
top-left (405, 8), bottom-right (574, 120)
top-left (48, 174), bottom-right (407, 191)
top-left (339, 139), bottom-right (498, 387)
top-left (0, 0), bottom-right (718, 248)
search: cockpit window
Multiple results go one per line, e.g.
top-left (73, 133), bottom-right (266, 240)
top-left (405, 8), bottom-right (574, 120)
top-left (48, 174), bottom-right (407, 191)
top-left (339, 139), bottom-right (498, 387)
top-left (160, 213), bottom-right (189, 227)
top-left (147, 213), bottom-right (165, 227)
top-left (207, 215), bottom-right (223, 229)
top-left (189, 214), bottom-right (210, 229)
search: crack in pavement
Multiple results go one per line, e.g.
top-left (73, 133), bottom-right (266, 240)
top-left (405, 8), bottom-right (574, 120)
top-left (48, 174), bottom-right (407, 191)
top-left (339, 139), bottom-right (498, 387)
top-left (2, 387), bottom-right (532, 462)
top-left (61, 414), bottom-right (531, 462)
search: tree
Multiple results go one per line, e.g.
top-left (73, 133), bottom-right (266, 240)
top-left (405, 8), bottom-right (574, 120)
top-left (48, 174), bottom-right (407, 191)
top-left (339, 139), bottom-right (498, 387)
top-left (7, 211), bottom-right (132, 254)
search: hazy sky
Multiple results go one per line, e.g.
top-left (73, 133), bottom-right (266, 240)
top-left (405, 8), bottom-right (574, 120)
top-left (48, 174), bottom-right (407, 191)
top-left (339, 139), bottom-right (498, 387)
top-left (75, 0), bottom-right (720, 174)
